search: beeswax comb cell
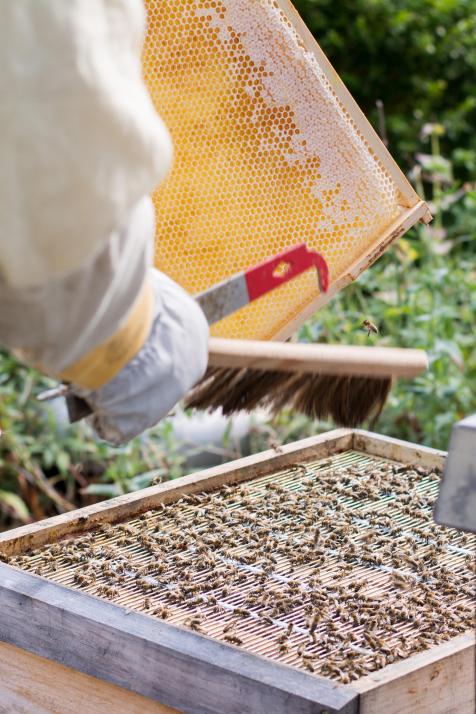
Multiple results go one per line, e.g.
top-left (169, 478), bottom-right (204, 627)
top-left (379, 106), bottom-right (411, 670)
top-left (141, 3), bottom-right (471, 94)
top-left (143, 0), bottom-right (430, 341)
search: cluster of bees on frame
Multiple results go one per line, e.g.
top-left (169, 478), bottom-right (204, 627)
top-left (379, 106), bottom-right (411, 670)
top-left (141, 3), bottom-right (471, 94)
top-left (5, 455), bottom-right (475, 684)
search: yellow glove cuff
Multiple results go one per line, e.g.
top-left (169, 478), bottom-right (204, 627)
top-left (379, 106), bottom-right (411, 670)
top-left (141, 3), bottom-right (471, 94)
top-left (57, 279), bottom-right (154, 390)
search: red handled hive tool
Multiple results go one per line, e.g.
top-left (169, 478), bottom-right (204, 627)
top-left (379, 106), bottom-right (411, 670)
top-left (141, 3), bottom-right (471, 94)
top-left (38, 244), bottom-right (330, 422)
top-left (196, 243), bottom-right (328, 325)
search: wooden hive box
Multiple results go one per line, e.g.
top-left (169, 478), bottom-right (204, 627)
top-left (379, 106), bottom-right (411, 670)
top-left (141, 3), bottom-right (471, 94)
top-left (0, 429), bottom-right (474, 714)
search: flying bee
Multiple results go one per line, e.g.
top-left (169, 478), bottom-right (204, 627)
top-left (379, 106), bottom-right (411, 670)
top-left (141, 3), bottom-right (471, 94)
top-left (362, 319), bottom-right (379, 337)
top-left (268, 438), bottom-right (283, 454)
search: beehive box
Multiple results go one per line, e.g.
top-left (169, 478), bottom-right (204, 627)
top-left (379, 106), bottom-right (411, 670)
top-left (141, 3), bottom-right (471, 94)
top-left (0, 429), bottom-right (474, 714)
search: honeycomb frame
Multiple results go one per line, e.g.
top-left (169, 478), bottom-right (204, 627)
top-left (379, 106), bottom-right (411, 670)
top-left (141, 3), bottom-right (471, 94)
top-left (143, 0), bottom-right (430, 339)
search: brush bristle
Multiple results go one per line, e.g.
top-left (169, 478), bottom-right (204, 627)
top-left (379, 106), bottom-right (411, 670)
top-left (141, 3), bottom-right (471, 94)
top-left (185, 367), bottom-right (392, 427)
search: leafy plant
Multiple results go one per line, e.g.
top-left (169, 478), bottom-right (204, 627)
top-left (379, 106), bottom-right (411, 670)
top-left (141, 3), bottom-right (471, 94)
top-left (293, 0), bottom-right (476, 178)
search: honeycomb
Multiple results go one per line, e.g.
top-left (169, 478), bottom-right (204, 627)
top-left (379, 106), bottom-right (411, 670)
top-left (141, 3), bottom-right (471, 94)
top-left (144, 1), bottom-right (417, 339)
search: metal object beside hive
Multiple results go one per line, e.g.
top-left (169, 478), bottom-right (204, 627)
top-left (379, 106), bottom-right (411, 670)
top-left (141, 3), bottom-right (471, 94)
top-left (434, 415), bottom-right (476, 534)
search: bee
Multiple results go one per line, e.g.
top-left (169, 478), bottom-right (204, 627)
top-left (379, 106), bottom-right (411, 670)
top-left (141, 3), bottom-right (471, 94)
top-left (391, 571), bottom-right (413, 589)
top-left (97, 585), bottom-right (118, 599)
top-left (260, 615), bottom-right (274, 625)
top-left (268, 439), bottom-right (284, 454)
top-left (74, 573), bottom-right (93, 587)
top-left (308, 613), bottom-right (320, 634)
top-left (185, 616), bottom-right (204, 633)
top-left (362, 319), bottom-right (379, 337)
top-left (313, 528), bottom-right (321, 548)
top-left (224, 634), bottom-right (243, 646)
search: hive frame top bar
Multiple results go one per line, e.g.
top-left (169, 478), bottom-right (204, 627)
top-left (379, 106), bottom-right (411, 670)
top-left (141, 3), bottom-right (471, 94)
top-left (0, 429), bottom-right (446, 557)
top-left (274, 202), bottom-right (429, 339)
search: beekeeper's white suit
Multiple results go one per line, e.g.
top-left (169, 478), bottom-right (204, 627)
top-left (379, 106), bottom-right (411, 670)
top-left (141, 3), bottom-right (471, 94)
top-left (0, 1), bottom-right (209, 444)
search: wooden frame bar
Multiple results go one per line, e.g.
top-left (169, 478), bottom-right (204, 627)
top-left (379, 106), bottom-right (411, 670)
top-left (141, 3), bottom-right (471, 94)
top-left (0, 641), bottom-right (178, 714)
top-left (271, 0), bottom-right (432, 340)
top-left (354, 632), bottom-right (475, 714)
top-left (279, 0), bottom-right (420, 209)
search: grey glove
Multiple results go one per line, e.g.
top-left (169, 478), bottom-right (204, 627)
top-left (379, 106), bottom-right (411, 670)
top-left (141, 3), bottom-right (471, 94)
top-left (72, 268), bottom-right (209, 445)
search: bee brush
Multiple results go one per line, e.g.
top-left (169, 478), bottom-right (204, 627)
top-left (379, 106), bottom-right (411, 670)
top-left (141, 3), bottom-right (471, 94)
top-left (186, 338), bottom-right (428, 427)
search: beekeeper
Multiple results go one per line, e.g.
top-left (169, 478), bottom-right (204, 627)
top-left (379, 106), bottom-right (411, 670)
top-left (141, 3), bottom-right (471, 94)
top-left (0, 1), bottom-right (209, 445)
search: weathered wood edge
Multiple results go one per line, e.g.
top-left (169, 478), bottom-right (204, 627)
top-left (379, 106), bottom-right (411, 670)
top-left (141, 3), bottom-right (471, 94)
top-left (352, 631), bottom-right (475, 695)
top-left (0, 565), bottom-right (358, 714)
top-left (352, 430), bottom-right (447, 469)
top-left (0, 429), bottom-right (462, 712)
top-left (0, 640), bottom-right (179, 714)
top-left (0, 429), bottom-right (447, 556)
top-left (0, 429), bottom-right (353, 555)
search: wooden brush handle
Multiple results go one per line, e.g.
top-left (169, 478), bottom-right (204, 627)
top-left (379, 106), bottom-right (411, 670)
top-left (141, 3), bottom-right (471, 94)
top-left (208, 337), bottom-right (428, 379)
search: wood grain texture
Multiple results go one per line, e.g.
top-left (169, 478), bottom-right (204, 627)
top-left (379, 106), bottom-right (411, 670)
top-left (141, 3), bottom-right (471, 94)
top-left (0, 565), bottom-right (358, 714)
top-left (208, 338), bottom-right (428, 378)
top-left (353, 430), bottom-right (446, 470)
top-left (354, 632), bottom-right (475, 714)
top-left (0, 641), bottom-right (178, 714)
top-left (1, 429), bottom-right (462, 714)
top-left (0, 429), bottom-right (353, 556)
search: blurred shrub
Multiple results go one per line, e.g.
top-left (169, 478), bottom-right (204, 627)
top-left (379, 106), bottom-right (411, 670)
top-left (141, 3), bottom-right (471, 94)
top-left (294, 0), bottom-right (476, 177)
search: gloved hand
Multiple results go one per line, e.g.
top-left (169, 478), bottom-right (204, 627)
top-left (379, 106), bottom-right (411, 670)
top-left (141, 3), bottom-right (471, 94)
top-left (70, 269), bottom-right (209, 445)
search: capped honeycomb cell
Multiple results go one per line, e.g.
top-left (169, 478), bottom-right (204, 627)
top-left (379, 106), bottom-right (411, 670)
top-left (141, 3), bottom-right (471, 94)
top-left (144, 0), bottom-right (426, 339)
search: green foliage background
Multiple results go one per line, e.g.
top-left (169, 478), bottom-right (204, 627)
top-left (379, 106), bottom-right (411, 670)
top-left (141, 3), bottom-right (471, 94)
top-left (294, 0), bottom-right (476, 177)
top-left (0, 0), bottom-right (475, 529)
